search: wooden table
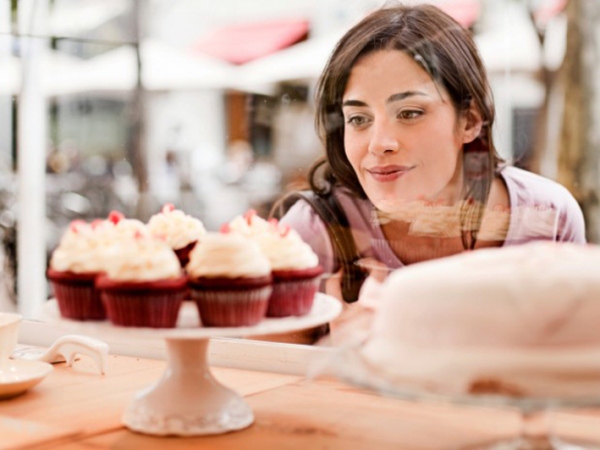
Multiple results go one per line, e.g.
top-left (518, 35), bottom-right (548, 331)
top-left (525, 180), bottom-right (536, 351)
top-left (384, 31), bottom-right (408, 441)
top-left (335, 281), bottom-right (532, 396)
top-left (2, 349), bottom-right (600, 450)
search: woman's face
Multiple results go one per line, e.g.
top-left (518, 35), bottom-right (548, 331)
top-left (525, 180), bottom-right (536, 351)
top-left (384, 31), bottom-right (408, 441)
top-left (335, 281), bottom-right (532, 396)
top-left (342, 50), bottom-right (478, 212)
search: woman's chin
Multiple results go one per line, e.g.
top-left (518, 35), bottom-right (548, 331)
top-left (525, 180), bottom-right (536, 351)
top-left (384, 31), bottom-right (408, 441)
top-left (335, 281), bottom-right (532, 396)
top-left (370, 194), bottom-right (421, 214)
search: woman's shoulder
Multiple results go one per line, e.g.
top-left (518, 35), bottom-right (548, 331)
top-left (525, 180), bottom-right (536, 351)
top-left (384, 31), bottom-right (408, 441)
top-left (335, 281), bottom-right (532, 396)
top-left (500, 165), bottom-right (586, 243)
top-left (500, 165), bottom-right (578, 206)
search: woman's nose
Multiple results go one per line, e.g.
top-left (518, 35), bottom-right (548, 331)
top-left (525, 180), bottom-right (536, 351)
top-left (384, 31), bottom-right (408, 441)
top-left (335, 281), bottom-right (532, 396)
top-left (367, 119), bottom-right (400, 155)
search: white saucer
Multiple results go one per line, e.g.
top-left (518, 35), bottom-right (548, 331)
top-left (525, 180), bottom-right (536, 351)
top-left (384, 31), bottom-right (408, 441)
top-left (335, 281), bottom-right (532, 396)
top-left (0, 360), bottom-right (53, 400)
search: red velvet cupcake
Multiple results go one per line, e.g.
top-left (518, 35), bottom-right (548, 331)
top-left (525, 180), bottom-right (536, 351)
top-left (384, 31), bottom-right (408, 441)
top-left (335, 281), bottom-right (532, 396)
top-left (186, 233), bottom-right (272, 327)
top-left (47, 220), bottom-right (111, 320)
top-left (188, 275), bottom-right (272, 327)
top-left (96, 235), bottom-right (186, 328)
top-left (47, 268), bottom-right (105, 320)
top-left (147, 203), bottom-right (206, 268)
top-left (228, 214), bottom-right (323, 317)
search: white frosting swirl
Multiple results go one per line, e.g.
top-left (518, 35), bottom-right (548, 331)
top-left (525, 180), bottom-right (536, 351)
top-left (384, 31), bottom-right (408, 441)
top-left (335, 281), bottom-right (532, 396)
top-left (227, 211), bottom-right (271, 237)
top-left (228, 212), bottom-right (319, 270)
top-left (104, 236), bottom-right (182, 281)
top-left (114, 218), bottom-right (150, 238)
top-left (186, 232), bottom-right (271, 278)
top-left (50, 221), bottom-right (116, 273)
top-left (50, 217), bottom-right (156, 275)
top-left (147, 208), bottom-right (206, 250)
top-left (252, 227), bottom-right (319, 270)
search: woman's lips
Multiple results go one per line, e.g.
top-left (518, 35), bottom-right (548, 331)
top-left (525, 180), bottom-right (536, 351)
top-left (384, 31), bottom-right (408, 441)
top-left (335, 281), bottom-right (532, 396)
top-left (367, 165), bottom-right (414, 182)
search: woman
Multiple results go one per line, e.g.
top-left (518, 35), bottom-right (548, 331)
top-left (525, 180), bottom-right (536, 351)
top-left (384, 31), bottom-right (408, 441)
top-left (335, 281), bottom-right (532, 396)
top-left (277, 4), bottom-right (585, 309)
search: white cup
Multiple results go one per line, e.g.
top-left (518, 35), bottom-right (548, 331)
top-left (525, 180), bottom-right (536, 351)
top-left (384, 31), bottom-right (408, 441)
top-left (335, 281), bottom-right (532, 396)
top-left (0, 312), bottom-right (22, 369)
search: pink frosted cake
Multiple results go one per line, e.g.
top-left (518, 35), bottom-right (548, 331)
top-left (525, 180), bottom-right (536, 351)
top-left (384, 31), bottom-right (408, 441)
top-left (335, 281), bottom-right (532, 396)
top-left (147, 204), bottom-right (206, 267)
top-left (360, 242), bottom-right (600, 397)
top-left (226, 210), bottom-right (322, 317)
top-left (186, 232), bottom-right (272, 327)
top-left (95, 234), bottom-right (187, 328)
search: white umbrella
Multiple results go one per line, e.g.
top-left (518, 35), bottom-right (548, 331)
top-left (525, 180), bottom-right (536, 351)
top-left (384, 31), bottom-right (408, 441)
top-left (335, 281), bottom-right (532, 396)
top-left (67, 39), bottom-right (239, 94)
top-left (0, 51), bottom-right (89, 96)
top-left (41, 51), bottom-right (95, 96)
top-left (48, 0), bottom-right (128, 37)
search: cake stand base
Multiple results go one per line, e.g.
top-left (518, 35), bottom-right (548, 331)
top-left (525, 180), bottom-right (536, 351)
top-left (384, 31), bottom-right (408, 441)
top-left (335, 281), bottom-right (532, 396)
top-left (122, 338), bottom-right (253, 436)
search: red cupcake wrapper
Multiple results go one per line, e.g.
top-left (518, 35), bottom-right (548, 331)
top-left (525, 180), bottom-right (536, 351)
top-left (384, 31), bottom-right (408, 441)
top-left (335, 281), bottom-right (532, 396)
top-left (267, 266), bottom-right (323, 318)
top-left (97, 275), bottom-right (187, 328)
top-left (190, 286), bottom-right (272, 327)
top-left (267, 277), bottom-right (320, 317)
top-left (46, 269), bottom-right (105, 320)
top-left (101, 292), bottom-right (184, 328)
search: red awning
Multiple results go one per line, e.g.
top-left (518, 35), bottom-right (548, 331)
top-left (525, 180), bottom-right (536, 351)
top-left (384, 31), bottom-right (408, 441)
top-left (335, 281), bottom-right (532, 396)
top-left (192, 19), bottom-right (309, 65)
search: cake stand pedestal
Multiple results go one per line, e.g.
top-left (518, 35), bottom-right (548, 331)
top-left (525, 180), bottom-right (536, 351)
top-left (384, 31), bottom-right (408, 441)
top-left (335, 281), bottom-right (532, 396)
top-left (123, 338), bottom-right (253, 436)
top-left (42, 294), bottom-right (341, 436)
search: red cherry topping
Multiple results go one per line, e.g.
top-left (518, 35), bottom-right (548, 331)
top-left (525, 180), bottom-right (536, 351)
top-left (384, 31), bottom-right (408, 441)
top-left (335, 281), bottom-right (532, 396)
top-left (69, 220), bottom-right (86, 233)
top-left (90, 219), bottom-right (104, 229)
top-left (162, 203), bottom-right (175, 213)
top-left (108, 210), bottom-right (124, 224)
top-left (279, 224), bottom-right (291, 237)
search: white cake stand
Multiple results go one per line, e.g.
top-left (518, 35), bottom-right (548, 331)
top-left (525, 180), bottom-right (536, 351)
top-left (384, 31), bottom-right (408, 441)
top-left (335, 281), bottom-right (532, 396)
top-left (42, 293), bottom-right (341, 436)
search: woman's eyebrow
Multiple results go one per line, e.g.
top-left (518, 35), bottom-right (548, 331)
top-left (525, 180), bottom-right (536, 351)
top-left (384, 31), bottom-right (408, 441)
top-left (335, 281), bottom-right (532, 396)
top-left (387, 90), bottom-right (429, 103)
top-left (342, 90), bottom-right (430, 108)
top-left (341, 99), bottom-right (367, 108)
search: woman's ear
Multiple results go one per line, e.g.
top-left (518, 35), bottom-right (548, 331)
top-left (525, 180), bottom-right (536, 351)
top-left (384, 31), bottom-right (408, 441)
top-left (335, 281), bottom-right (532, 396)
top-left (461, 104), bottom-right (483, 144)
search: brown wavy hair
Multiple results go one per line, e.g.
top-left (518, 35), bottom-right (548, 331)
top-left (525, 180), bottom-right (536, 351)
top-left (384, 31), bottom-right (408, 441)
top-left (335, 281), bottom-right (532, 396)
top-left (311, 3), bottom-right (504, 248)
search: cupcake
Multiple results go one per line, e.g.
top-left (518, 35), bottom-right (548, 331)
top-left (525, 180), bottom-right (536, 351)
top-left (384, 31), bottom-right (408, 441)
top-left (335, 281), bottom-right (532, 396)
top-left (252, 220), bottom-right (323, 317)
top-left (95, 234), bottom-right (187, 328)
top-left (223, 209), bottom-right (271, 237)
top-left (47, 220), bottom-right (109, 320)
top-left (147, 203), bottom-right (206, 267)
top-left (186, 233), bottom-right (272, 327)
top-left (226, 211), bottom-right (323, 317)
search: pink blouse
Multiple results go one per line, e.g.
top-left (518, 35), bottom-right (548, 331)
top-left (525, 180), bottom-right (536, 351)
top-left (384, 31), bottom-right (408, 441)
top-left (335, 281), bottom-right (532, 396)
top-left (280, 166), bottom-right (586, 274)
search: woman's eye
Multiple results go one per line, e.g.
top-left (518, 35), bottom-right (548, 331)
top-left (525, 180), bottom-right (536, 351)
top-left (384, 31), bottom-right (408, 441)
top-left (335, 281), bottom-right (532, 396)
top-left (346, 115), bottom-right (369, 126)
top-left (398, 110), bottom-right (423, 120)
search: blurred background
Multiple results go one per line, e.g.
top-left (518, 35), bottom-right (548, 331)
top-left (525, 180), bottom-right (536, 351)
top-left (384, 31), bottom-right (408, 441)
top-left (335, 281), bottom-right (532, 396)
top-left (0, 0), bottom-right (598, 316)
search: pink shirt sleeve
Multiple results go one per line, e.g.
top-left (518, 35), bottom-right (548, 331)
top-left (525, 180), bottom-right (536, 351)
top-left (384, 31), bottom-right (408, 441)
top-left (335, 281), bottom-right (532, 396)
top-left (501, 166), bottom-right (587, 244)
